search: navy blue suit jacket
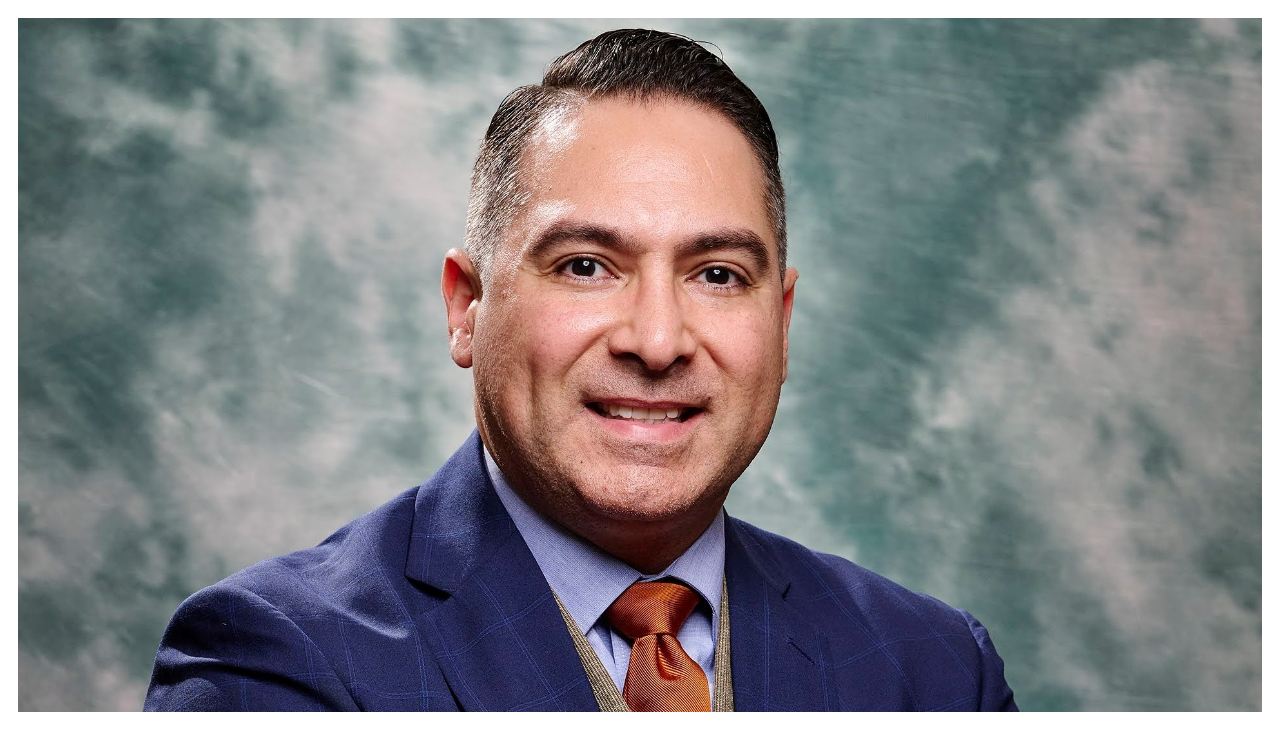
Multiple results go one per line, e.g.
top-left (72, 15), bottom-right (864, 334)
top-left (145, 432), bottom-right (1017, 711)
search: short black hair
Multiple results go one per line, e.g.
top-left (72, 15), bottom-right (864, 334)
top-left (465, 29), bottom-right (786, 280)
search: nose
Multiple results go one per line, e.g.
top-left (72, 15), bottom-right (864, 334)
top-left (608, 274), bottom-right (697, 371)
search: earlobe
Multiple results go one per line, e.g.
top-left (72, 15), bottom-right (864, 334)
top-left (442, 248), bottom-right (482, 369)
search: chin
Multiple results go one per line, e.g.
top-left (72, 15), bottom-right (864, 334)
top-left (569, 462), bottom-right (726, 524)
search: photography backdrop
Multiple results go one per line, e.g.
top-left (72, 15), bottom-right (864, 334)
top-left (18, 19), bottom-right (1261, 711)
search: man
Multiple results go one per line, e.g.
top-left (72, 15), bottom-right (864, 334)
top-left (145, 29), bottom-right (1017, 712)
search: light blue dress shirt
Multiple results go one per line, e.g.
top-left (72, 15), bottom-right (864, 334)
top-left (484, 448), bottom-right (725, 699)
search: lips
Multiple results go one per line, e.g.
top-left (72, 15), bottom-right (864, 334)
top-left (587, 401), bottom-right (701, 424)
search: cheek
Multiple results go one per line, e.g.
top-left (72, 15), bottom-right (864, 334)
top-left (504, 298), bottom-right (615, 377)
top-left (700, 309), bottom-right (787, 383)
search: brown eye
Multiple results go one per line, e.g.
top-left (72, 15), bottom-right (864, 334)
top-left (697, 266), bottom-right (741, 287)
top-left (567, 258), bottom-right (601, 277)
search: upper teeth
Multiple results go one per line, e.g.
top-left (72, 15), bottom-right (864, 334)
top-left (604, 404), bottom-right (682, 422)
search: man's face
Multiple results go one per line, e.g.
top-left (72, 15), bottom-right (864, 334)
top-left (444, 97), bottom-right (797, 559)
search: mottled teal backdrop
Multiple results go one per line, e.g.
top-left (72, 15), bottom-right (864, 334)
top-left (18, 19), bottom-right (1261, 711)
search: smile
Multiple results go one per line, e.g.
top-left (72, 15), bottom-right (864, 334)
top-left (587, 402), bottom-right (700, 424)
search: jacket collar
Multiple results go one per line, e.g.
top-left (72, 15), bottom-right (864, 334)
top-left (404, 431), bottom-right (516, 592)
top-left (725, 517), bottom-right (839, 711)
top-left (404, 431), bottom-right (600, 710)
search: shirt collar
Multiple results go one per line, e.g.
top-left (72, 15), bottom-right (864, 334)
top-left (484, 447), bottom-right (725, 636)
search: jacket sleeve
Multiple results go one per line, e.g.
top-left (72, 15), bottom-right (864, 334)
top-left (144, 584), bottom-right (359, 711)
top-left (961, 610), bottom-right (1019, 711)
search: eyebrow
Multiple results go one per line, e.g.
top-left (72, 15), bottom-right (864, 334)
top-left (525, 220), bottom-right (774, 275)
top-left (525, 221), bottom-right (630, 261)
top-left (681, 229), bottom-right (772, 275)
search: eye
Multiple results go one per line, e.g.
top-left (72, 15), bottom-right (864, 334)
top-left (562, 257), bottom-right (608, 279)
top-left (695, 266), bottom-right (743, 288)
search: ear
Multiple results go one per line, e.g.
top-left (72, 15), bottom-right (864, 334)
top-left (780, 267), bottom-right (799, 382)
top-left (441, 248), bottom-right (483, 369)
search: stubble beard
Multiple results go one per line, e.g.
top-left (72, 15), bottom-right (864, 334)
top-left (475, 392), bottom-right (749, 547)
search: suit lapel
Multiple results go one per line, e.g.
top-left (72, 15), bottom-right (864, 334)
top-left (405, 433), bottom-right (599, 711)
top-left (725, 517), bottom-right (837, 711)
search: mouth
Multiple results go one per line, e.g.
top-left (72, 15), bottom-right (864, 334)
top-left (587, 401), bottom-right (702, 424)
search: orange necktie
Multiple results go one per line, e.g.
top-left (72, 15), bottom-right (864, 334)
top-left (605, 581), bottom-right (711, 712)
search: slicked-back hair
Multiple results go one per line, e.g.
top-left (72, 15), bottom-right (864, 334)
top-left (464, 29), bottom-right (787, 283)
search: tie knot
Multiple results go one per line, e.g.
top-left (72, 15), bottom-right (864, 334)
top-left (606, 581), bottom-right (701, 640)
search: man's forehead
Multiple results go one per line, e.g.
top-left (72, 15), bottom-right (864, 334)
top-left (507, 96), bottom-right (775, 253)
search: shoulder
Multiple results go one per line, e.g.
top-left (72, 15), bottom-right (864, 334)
top-left (728, 517), bottom-right (1018, 711)
top-left (145, 487), bottom-right (431, 711)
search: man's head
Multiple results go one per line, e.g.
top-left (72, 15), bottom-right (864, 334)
top-left (442, 29), bottom-right (798, 572)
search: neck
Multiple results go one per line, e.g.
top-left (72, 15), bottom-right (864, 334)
top-left (493, 466), bottom-right (726, 575)
top-left (573, 513), bottom-right (719, 575)
top-left (520, 484), bottom-right (724, 575)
